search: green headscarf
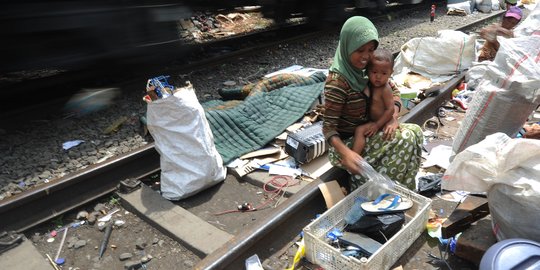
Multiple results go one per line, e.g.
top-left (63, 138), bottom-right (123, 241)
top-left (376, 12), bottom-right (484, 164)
top-left (330, 16), bottom-right (379, 91)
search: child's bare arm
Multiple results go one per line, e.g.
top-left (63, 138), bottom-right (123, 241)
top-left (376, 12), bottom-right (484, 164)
top-left (374, 85), bottom-right (395, 130)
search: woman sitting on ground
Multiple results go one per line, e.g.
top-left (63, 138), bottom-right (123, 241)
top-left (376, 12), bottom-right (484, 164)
top-left (322, 16), bottom-right (423, 191)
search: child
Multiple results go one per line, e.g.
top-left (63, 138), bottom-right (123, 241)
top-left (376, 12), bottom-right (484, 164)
top-left (352, 48), bottom-right (395, 155)
top-left (478, 6), bottom-right (522, 62)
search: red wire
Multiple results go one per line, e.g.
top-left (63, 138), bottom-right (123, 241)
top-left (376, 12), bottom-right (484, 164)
top-left (213, 175), bottom-right (301, 215)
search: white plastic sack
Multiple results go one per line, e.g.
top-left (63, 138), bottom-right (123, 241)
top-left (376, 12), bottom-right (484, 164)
top-left (443, 133), bottom-right (540, 241)
top-left (447, 1), bottom-right (473, 14)
top-left (394, 30), bottom-right (477, 80)
top-left (146, 84), bottom-right (226, 200)
top-left (464, 61), bottom-right (489, 90)
top-left (452, 35), bottom-right (540, 154)
top-left (514, 2), bottom-right (540, 37)
top-left (475, 0), bottom-right (493, 13)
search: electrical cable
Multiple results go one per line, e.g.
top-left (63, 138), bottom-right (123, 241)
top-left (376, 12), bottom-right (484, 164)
top-left (213, 175), bottom-right (300, 215)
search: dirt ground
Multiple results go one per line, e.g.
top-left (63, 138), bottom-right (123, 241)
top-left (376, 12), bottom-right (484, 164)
top-left (26, 192), bottom-right (202, 270)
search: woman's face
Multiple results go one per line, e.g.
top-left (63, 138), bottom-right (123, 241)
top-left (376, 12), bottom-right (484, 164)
top-left (502, 16), bottom-right (519, 30)
top-left (349, 41), bottom-right (377, 70)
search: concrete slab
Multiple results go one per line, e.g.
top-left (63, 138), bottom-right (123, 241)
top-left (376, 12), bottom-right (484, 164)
top-left (0, 237), bottom-right (54, 270)
top-left (118, 185), bottom-right (233, 256)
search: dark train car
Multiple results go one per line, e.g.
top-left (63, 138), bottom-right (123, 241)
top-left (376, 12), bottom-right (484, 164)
top-left (0, 1), bottom-right (193, 74)
top-left (0, 0), bottom-right (415, 75)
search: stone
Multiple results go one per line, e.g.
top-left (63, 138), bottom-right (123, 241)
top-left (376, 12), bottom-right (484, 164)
top-left (141, 254), bottom-right (152, 263)
top-left (67, 236), bottom-right (79, 248)
top-left (94, 203), bottom-right (106, 212)
top-left (87, 212), bottom-right (100, 225)
top-left (223, 80), bottom-right (236, 87)
top-left (76, 211), bottom-right (89, 220)
top-left (119, 253), bottom-right (133, 261)
top-left (124, 260), bottom-right (142, 270)
top-left (183, 259), bottom-right (195, 268)
top-left (135, 238), bottom-right (147, 250)
top-left (74, 239), bottom-right (87, 249)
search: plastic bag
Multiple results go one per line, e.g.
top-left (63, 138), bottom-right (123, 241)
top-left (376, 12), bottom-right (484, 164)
top-left (146, 83), bottom-right (226, 200)
top-left (356, 158), bottom-right (395, 190)
top-left (345, 212), bottom-right (405, 244)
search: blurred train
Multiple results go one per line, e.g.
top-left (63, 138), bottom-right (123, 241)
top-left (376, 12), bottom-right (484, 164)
top-left (0, 0), bottom-right (422, 75)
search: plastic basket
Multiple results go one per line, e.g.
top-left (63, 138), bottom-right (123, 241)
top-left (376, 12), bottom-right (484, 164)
top-left (303, 180), bottom-right (432, 270)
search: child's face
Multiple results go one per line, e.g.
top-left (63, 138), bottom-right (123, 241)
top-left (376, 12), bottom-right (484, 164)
top-left (502, 16), bottom-right (519, 30)
top-left (368, 59), bottom-right (393, 88)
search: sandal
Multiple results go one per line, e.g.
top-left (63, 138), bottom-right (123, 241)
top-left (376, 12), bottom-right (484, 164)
top-left (423, 116), bottom-right (440, 137)
top-left (361, 194), bottom-right (413, 214)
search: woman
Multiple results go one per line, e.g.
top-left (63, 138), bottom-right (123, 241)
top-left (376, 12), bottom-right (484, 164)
top-left (322, 16), bottom-right (423, 190)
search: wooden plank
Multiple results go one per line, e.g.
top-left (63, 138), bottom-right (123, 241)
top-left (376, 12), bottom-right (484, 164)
top-left (441, 195), bottom-right (489, 239)
top-left (454, 216), bottom-right (497, 265)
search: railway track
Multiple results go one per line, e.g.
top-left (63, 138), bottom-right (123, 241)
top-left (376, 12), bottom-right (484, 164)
top-left (0, 7), bottom-right (508, 270)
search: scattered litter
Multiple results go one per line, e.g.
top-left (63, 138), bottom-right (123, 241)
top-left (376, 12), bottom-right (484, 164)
top-left (437, 191), bottom-right (469, 202)
top-left (62, 140), bottom-right (84, 150)
top-left (103, 116), bottom-right (128, 134)
top-left (422, 145), bottom-right (452, 170)
top-left (266, 164), bottom-right (302, 177)
top-left (245, 254), bottom-right (264, 270)
top-left (222, 80), bottom-right (236, 87)
top-left (114, 220), bottom-right (125, 227)
top-left (285, 237), bottom-right (305, 270)
top-left (47, 237), bottom-right (55, 243)
top-left (98, 222), bottom-right (113, 259)
top-left (54, 227), bottom-right (68, 265)
top-left (46, 254), bottom-right (61, 270)
top-left (98, 208), bottom-right (120, 222)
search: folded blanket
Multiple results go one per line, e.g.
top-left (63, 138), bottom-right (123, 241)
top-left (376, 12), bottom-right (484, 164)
top-left (203, 72), bottom-right (326, 164)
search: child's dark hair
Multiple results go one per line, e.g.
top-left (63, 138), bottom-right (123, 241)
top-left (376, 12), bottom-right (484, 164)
top-left (369, 48), bottom-right (394, 68)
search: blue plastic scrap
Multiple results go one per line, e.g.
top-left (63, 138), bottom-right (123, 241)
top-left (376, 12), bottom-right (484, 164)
top-left (147, 75), bottom-right (174, 98)
top-left (326, 228), bottom-right (343, 241)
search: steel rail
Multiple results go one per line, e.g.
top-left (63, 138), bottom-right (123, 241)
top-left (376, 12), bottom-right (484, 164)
top-left (0, 143), bottom-right (160, 232)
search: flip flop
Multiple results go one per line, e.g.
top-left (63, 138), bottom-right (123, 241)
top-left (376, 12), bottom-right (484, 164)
top-left (360, 194), bottom-right (413, 214)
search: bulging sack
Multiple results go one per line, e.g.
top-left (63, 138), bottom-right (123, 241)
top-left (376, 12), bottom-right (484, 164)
top-left (452, 35), bottom-right (540, 154)
top-left (146, 83), bottom-right (226, 200)
top-left (443, 133), bottom-right (540, 242)
top-left (393, 30), bottom-right (476, 79)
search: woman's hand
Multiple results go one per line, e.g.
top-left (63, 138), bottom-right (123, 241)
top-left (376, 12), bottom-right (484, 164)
top-left (382, 118), bottom-right (399, 141)
top-left (340, 148), bottom-right (364, 175)
top-left (524, 123), bottom-right (540, 139)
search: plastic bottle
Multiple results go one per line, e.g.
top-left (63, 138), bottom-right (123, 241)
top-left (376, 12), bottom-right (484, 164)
top-left (344, 197), bottom-right (368, 224)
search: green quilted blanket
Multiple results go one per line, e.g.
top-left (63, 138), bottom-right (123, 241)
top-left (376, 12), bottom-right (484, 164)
top-left (202, 72), bottom-right (326, 164)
